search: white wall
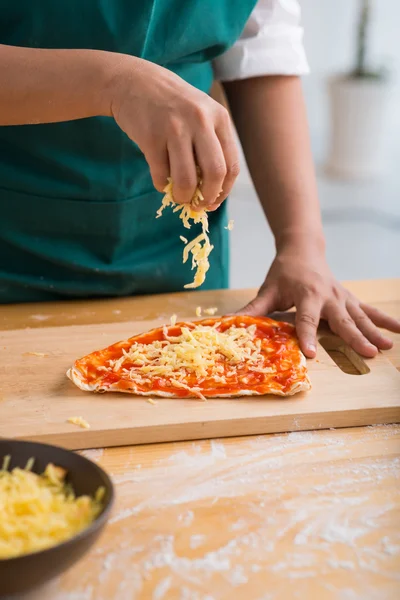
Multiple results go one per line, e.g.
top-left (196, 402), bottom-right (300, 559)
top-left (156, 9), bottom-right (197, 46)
top-left (229, 0), bottom-right (400, 288)
top-left (300, 0), bottom-right (400, 155)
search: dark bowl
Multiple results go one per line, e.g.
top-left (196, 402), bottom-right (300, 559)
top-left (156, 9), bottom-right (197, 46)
top-left (0, 439), bottom-right (114, 598)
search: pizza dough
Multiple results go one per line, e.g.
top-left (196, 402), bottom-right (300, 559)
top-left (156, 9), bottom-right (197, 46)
top-left (67, 316), bottom-right (311, 399)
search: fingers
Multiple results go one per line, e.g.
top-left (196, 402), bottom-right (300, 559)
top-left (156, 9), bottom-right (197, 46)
top-left (295, 297), bottom-right (322, 358)
top-left (326, 304), bottom-right (377, 357)
top-left (144, 145), bottom-right (169, 192)
top-left (347, 302), bottom-right (393, 350)
top-left (167, 134), bottom-right (197, 204)
top-left (237, 286), bottom-right (277, 317)
top-left (360, 303), bottom-right (400, 333)
top-left (162, 103), bottom-right (239, 209)
top-left (215, 113), bottom-right (240, 205)
top-left (194, 129), bottom-right (227, 209)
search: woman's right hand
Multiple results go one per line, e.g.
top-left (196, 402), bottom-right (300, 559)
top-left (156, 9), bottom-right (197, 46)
top-left (107, 56), bottom-right (240, 209)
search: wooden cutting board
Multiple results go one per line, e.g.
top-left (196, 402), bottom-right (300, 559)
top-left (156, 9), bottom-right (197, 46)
top-left (1, 320), bottom-right (399, 450)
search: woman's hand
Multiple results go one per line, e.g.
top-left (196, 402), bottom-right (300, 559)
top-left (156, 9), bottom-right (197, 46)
top-left (109, 57), bottom-right (240, 208)
top-left (240, 242), bottom-right (400, 358)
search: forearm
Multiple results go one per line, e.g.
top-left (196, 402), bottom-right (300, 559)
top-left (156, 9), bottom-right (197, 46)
top-left (0, 44), bottom-right (118, 125)
top-left (224, 76), bottom-right (324, 253)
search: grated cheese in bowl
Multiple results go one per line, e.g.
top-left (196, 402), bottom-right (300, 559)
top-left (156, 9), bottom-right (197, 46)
top-left (0, 457), bottom-right (104, 559)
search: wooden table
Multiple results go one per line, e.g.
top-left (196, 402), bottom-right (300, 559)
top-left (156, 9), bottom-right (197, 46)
top-left (2, 279), bottom-right (400, 600)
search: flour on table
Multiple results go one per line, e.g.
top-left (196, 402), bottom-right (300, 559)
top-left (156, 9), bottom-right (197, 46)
top-left (327, 559), bottom-right (356, 570)
top-left (190, 534), bottom-right (207, 549)
top-left (210, 440), bottom-right (226, 459)
top-left (48, 425), bottom-right (400, 600)
top-left (152, 576), bottom-right (172, 600)
top-left (80, 448), bottom-right (104, 462)
top-left (178, 510), bottom-right (194, 527)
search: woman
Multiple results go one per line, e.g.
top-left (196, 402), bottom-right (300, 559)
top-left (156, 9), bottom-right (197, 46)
top-left (0, 0), bottom-right (399, 357)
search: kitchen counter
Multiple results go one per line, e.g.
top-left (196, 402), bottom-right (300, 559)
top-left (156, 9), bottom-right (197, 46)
top-left (3, 279), bottom-right (400, 600)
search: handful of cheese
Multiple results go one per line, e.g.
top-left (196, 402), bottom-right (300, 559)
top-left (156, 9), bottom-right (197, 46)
top-left (0, 457), bottom-right (104, 559)
top-left (156, 174), bottom-right (213, 289)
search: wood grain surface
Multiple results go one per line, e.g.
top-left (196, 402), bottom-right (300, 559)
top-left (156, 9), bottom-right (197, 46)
top-left (1, 279), bottom-right (400, 600)
top-left (1, 317), bottom-right (399, 450)
top-left (23, 426), bottom-right (400, 600)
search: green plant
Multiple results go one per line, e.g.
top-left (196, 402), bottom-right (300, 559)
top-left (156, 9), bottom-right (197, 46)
top-left (351, 0), bottom-right (387, 80)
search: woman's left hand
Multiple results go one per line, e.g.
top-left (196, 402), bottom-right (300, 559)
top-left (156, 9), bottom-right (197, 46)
top-left (239, 243), bottom-right (400, 358)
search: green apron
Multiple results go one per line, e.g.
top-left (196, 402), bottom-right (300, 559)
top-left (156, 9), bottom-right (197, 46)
top-left (0, 0), bottom-right (256, 302)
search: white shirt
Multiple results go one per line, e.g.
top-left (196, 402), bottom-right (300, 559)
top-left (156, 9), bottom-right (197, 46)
top-left (213, 0), bottom-right (309, 81)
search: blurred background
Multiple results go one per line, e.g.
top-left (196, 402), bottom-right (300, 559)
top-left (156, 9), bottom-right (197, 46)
top-left (229, 0), bottom-right (400, 289)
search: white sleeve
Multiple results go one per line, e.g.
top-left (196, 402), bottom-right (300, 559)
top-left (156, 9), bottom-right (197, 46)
top-left (213, 0), bottom-right (309, 81)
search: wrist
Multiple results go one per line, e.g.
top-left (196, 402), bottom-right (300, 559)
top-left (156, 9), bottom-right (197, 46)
top-left (92, 51), bottom-right (137, 118)
top-left (275, 228), bottom-right (326, 256)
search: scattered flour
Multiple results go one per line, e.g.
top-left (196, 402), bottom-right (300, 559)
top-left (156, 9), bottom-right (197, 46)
top-left (226, 565), bottom-right (248, 585)
top-left (110, 505), bottom-right (141, 524)
top-left (190, 534), bottom-right (207, 549)
top-left (56, 587), bottom-right (94, 600)
top-left (328, 559), bottom-right (356, 570)
top-left (179, 589), bottom-right (215, 600)
top-left (80, 448), bottom-right (104, 462)
top-left (231, 518), bottom-right (248, 532)
top-left (178, 510), bottom-right (194, 527)
top-left (210, 440), bottom-right (226, 459)
top-left (55, 425), bottom-right (400, 599)
top-left (153, 576), bottom-right (172, 600)
top-left (287, 431), bottom-right (314, 444)
top-left (99, 553), bottom-right (115, 584)
top-left (381, 536), bottom-right (400, 556)
top-left (287, 570), bottom-right (317, 579)
top-left (320, 522), bottom-right (369, 545)
top-left (143, 535), bottom-right (232, 577)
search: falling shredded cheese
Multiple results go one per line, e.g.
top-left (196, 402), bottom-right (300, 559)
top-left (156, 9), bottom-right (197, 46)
top-left (67, 416), bottom-right (90, 429)
top-left (105, 322), bottom-right (273, 400)
top-left (0, 462), bottom-right (104, 559)
top-left (204, 307), bottom-right (218, 316)
top-left (225, 220), bottom-right (234, 231)
top-left (156, 173), bottom-right (213, 289)
top-left (23, 352), bottom-right (49, 358)
top-left (170, 314), bottom-right (177, 327)
top-left (195, 306), bottom-right (202, 317)
top-left (146, 398), bottom-right (158, 405)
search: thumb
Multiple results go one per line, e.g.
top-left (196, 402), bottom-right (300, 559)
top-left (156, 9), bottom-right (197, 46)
top-left (237, 285), bottom-right (277, 317)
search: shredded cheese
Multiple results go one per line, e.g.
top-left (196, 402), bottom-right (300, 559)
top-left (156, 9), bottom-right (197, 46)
top-left (156, 173), bottom-right (213, 289)
top-left (225, 220), bottom-right (234, 231)
top-left (146, 398), bottom-right (158, 405)
top-left (23, 352), bottom-right (49, 357)
top-left (0, 462), bottom-right (103, 559)
top-left (170, 378), bottom-right (206, 401)
top-left (25, 457), bottom-right (35, 471)
top-left (2, 455), bottom-right (11, 471)
top-left (170, 314), bottom-right (177, 326)
top-left (195, 306), bottom-right (202, 317)
top-left (105, 322), bottom-right (271, 399)
top-left (204, 307), bottom-right (218, 316)
top-left (67, 416), bottom-right (90, 429)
